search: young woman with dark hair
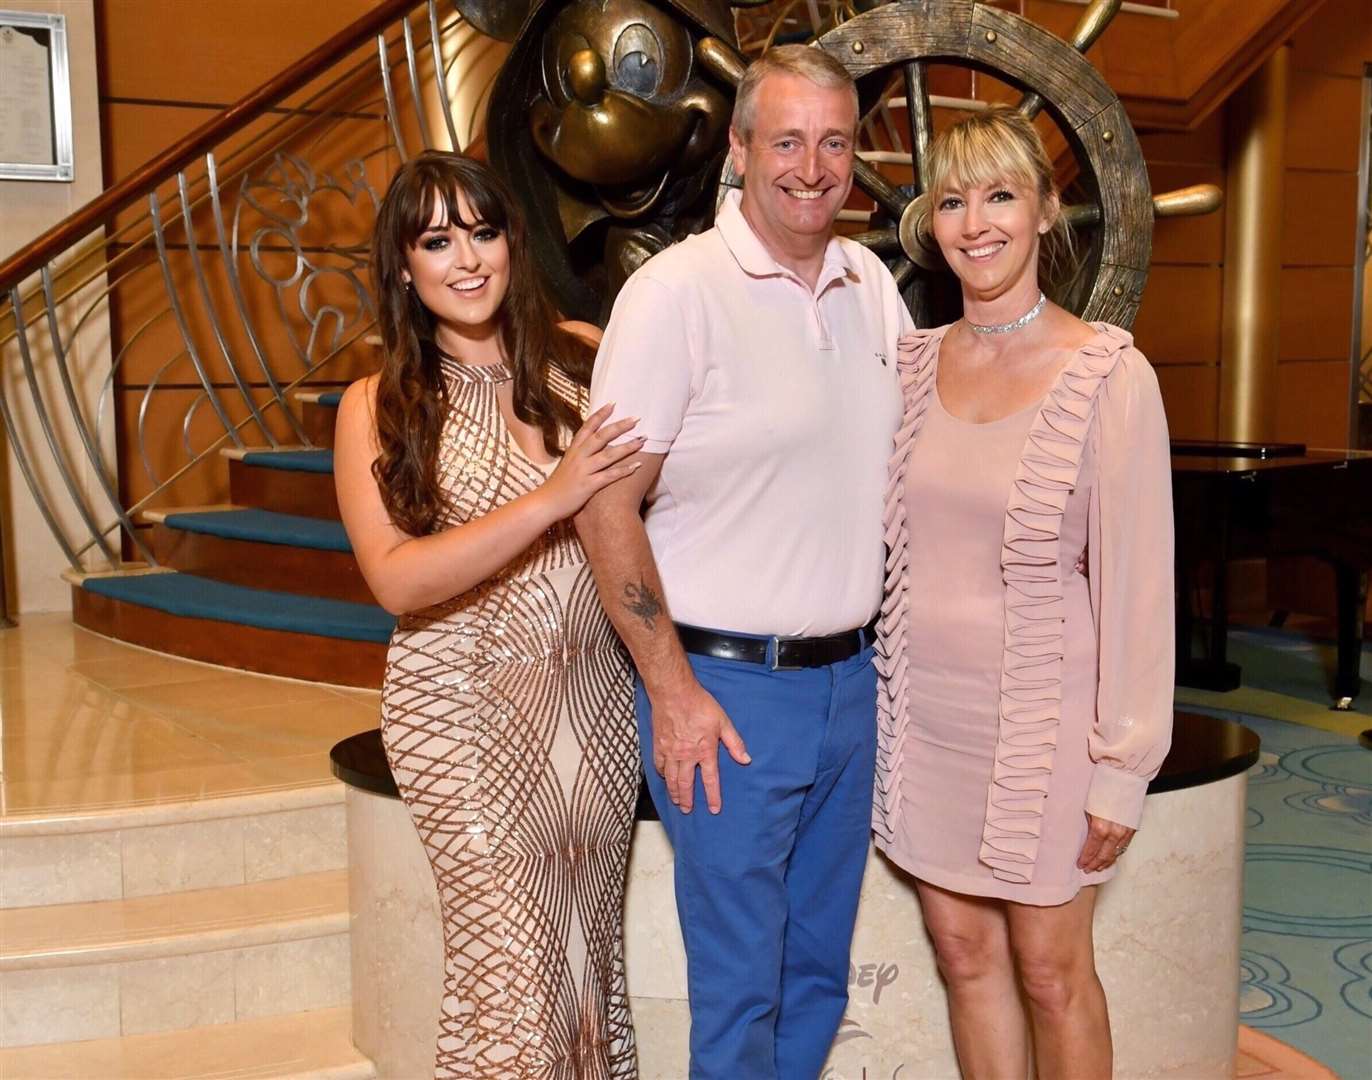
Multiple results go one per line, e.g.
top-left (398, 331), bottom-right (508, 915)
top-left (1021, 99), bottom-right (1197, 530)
top-left (335, 150), bottom-right (642, 1077)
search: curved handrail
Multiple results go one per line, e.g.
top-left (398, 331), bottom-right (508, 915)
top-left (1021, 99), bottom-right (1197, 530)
top-left (0, 0), bottom-right (415, 296)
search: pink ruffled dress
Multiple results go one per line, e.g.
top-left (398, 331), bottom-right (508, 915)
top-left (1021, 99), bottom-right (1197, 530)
top-left (874, 323), bottom-right (1176, 905)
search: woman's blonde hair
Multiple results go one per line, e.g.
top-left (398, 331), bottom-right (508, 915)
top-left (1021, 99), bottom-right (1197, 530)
top-left (920, 105), bottom-right (1078, 289)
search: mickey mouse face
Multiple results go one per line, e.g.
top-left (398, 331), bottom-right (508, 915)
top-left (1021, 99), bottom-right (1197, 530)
top-left (540, 0), bottom-right (695, 109)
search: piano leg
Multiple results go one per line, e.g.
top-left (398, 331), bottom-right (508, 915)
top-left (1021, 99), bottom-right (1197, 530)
top-left (1332, 562), bottom-right (1367, 710)
top-left (1176, 556), bottom-right (1242, 692)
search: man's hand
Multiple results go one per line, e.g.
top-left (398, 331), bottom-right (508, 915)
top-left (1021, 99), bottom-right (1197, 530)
top-left (650, 678), bottom-right (751, 814)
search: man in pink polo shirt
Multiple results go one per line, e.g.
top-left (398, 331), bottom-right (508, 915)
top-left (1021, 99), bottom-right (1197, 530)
top-left (576, 45), bottom-right (913, 1078)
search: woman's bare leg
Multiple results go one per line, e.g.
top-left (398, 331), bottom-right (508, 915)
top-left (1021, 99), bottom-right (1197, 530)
top-left (1006, 885), bottom-right (1112, 1079)
top-left (915, 880), bottom-right (1030, 1079)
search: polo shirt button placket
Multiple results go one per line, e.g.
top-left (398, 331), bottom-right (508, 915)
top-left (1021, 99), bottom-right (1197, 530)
top-left (812, 296), bottom-right (833, 351)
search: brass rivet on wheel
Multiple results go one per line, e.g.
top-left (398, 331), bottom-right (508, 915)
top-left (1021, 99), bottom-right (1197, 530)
top-left (1112, 285), bottom-right (1124, 297)
top-left (851, 40), bottom-right (865, 53)
top-left (985, 30), bottom-right (997, 43)
top-left (1102, 129), bottom-right (1115, 143)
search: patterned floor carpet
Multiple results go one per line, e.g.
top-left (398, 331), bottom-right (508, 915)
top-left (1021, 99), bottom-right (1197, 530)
top-left (1176, 629), bottom-right (1372, 1080)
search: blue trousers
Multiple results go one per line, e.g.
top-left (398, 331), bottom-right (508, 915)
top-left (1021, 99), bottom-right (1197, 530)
top-left (636, 638), bottom-right (877, 1080)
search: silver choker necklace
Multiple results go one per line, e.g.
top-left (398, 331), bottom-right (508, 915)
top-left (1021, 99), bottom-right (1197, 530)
top-left (967, 291), bottom-right (1047, 335)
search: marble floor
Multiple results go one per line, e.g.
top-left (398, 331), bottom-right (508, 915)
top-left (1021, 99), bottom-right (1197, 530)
top-left (0, 613), bottom-right (381, 821)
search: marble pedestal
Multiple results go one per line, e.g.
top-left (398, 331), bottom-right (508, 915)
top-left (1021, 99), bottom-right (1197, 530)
top-left (344, 771), bottom-right (1245, 1079)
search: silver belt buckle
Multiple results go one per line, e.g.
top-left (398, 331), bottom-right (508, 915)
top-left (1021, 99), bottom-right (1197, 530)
top-left (769, 634), bottom-right (804, 671)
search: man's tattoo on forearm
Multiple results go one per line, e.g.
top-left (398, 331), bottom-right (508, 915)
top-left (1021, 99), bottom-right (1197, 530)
top-left (622, 575), bottom-right (663, 631)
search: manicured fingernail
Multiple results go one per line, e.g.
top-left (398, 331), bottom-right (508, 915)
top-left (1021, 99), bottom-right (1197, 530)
top-left (631, 462), bottom-right (643, 470)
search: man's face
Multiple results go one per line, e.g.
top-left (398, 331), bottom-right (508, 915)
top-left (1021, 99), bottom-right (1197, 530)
top-left (728, 73), bottom-right (857, 256)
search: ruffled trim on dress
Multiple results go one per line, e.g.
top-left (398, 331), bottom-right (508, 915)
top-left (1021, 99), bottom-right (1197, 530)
top-left (873, 326), bottom-right (947, 849)
top-left (978, 323), bottom-right (1131, 884)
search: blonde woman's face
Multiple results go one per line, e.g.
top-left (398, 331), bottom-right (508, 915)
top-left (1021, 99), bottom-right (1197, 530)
top-left (931, 177), bottom-right (1054, 297)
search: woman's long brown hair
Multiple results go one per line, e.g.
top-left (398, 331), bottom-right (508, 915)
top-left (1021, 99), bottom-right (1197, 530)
top-left (369, 151), bottom-right (594, 536)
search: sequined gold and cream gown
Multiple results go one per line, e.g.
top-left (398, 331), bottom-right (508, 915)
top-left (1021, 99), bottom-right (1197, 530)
top-left (379, 356), bottom-right (639, 1078)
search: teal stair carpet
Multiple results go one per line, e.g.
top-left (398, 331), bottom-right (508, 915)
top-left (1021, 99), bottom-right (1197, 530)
top-left (162, 509), bottom-right (351, 552)
top-left (82, 573), bottom-right (393, 642)
top-left (1180, 627), bottom-right (1370, 1079)
top-left (240, 449), bottom-right (334, 473)
top-left (315, 391), bottom-right (342, 407)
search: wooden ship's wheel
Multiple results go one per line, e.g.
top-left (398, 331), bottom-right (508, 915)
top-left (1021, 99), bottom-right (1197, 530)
top-left (707, 0), bottom-right (1222, 329)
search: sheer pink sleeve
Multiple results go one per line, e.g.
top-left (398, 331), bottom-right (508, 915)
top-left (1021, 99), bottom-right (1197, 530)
top-left (1085, 348), bottom-right (1175, 829)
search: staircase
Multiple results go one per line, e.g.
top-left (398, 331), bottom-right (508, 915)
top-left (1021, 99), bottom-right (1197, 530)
top-left (68, 394), bottom-right (394, 690)
top-left (0, 707), bottom-right (369, 1077)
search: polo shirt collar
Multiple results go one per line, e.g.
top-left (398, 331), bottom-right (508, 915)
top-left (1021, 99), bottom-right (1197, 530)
top-left (716, 188), bottom-right (857, 292)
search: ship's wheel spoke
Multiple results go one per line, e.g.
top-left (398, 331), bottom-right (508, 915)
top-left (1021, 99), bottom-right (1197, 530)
top-left (1062, 202), bottom-right (1102, 229)
top-left (1153, 184), bottom-right (1224, 219)
top-left (892, 257), bottom-right (917, 290)
top-left (852, 158), bottom-right (909, 221)
top-left (847, 228), bottom-right (902, 255)
top-left (1017, 0), bottom-right (1122, 119)
top-left (902, 60), bottom-right (933, 191)
top-left (1017, 91), bottom-right (1047, 121)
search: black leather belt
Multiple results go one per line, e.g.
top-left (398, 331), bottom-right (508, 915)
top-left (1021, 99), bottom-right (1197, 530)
top-left (675, 617), bottom-right (879, 671)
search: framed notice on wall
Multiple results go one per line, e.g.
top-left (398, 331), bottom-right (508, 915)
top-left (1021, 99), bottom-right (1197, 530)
top-left (0, 11), bottom-right (73, 181)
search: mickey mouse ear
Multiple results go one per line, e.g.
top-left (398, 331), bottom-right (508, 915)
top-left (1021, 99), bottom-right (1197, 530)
top-left (451, 0), bottom-right (537, 42)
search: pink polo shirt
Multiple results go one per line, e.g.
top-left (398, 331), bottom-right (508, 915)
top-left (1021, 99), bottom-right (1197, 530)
top-left (589, 189), bottom-right (912, 637)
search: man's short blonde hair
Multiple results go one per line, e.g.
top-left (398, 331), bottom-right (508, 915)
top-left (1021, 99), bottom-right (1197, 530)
top-left (731, 45), bottom-right (858, 139)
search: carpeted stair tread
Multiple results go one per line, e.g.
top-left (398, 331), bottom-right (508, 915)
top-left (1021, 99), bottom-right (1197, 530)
top-left (162, 509), bottom-right (351, 553)
top-left (82, 573), bottom-right (393, 643)
top-left (240, 449), bottom-right (334, 474)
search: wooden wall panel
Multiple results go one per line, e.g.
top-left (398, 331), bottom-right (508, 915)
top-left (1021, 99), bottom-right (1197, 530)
top-left (1138, 111), bottom-right (1225, 166)
top-left (1278, 267), bottom-right (1356, 361)
top-left (1290, 0), bottom-right (1372, 78)
top-left (1154, 364), bottom-right (1219, 440)
top-left (1270, 0), bottom-right (1369, 452)
top-left (1133, 265), bottom-right (1223, 365)
top-left (1276, 361), bottom-right (1355, 449)
top-left (1281, 171), bottom-right (1360, 268)
top-left (1285, 70), bottom-right (1364, 172)
top-left (95, 0), bottom-right (379, 105)
top-left (1025, 0), bottom-right (1181, 100)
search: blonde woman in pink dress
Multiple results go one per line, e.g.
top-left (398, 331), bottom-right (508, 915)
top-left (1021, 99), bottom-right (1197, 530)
top-left (877, 106), bottom-right (1174, 1078)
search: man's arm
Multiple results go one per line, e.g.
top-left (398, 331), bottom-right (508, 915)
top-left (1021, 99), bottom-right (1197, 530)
top-left (575, 452), bottom-right (750, 814)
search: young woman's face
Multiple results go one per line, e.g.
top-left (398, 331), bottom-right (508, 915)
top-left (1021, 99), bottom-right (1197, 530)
top-left (402, 186), bottom-right (511, 339)
top-left (931, 176), bottom-right (1052, 298)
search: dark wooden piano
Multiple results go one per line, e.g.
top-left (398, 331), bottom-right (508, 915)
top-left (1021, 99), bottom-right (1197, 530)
top-left (1171, 441), bottom-right (1372, 709)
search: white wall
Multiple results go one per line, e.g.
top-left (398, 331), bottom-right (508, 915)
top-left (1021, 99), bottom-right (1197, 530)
top-left (1, 0), bottom-right (111, 614)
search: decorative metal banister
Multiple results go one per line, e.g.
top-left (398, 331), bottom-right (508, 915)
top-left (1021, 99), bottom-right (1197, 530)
top-left (0, 0), bottom-right (500, 602)
top-left (0, 0), bottom-right (417, 295)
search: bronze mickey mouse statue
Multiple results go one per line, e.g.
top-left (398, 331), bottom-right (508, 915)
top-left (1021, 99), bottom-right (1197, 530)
top-left (455, 0), bottom-right (767, 324)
